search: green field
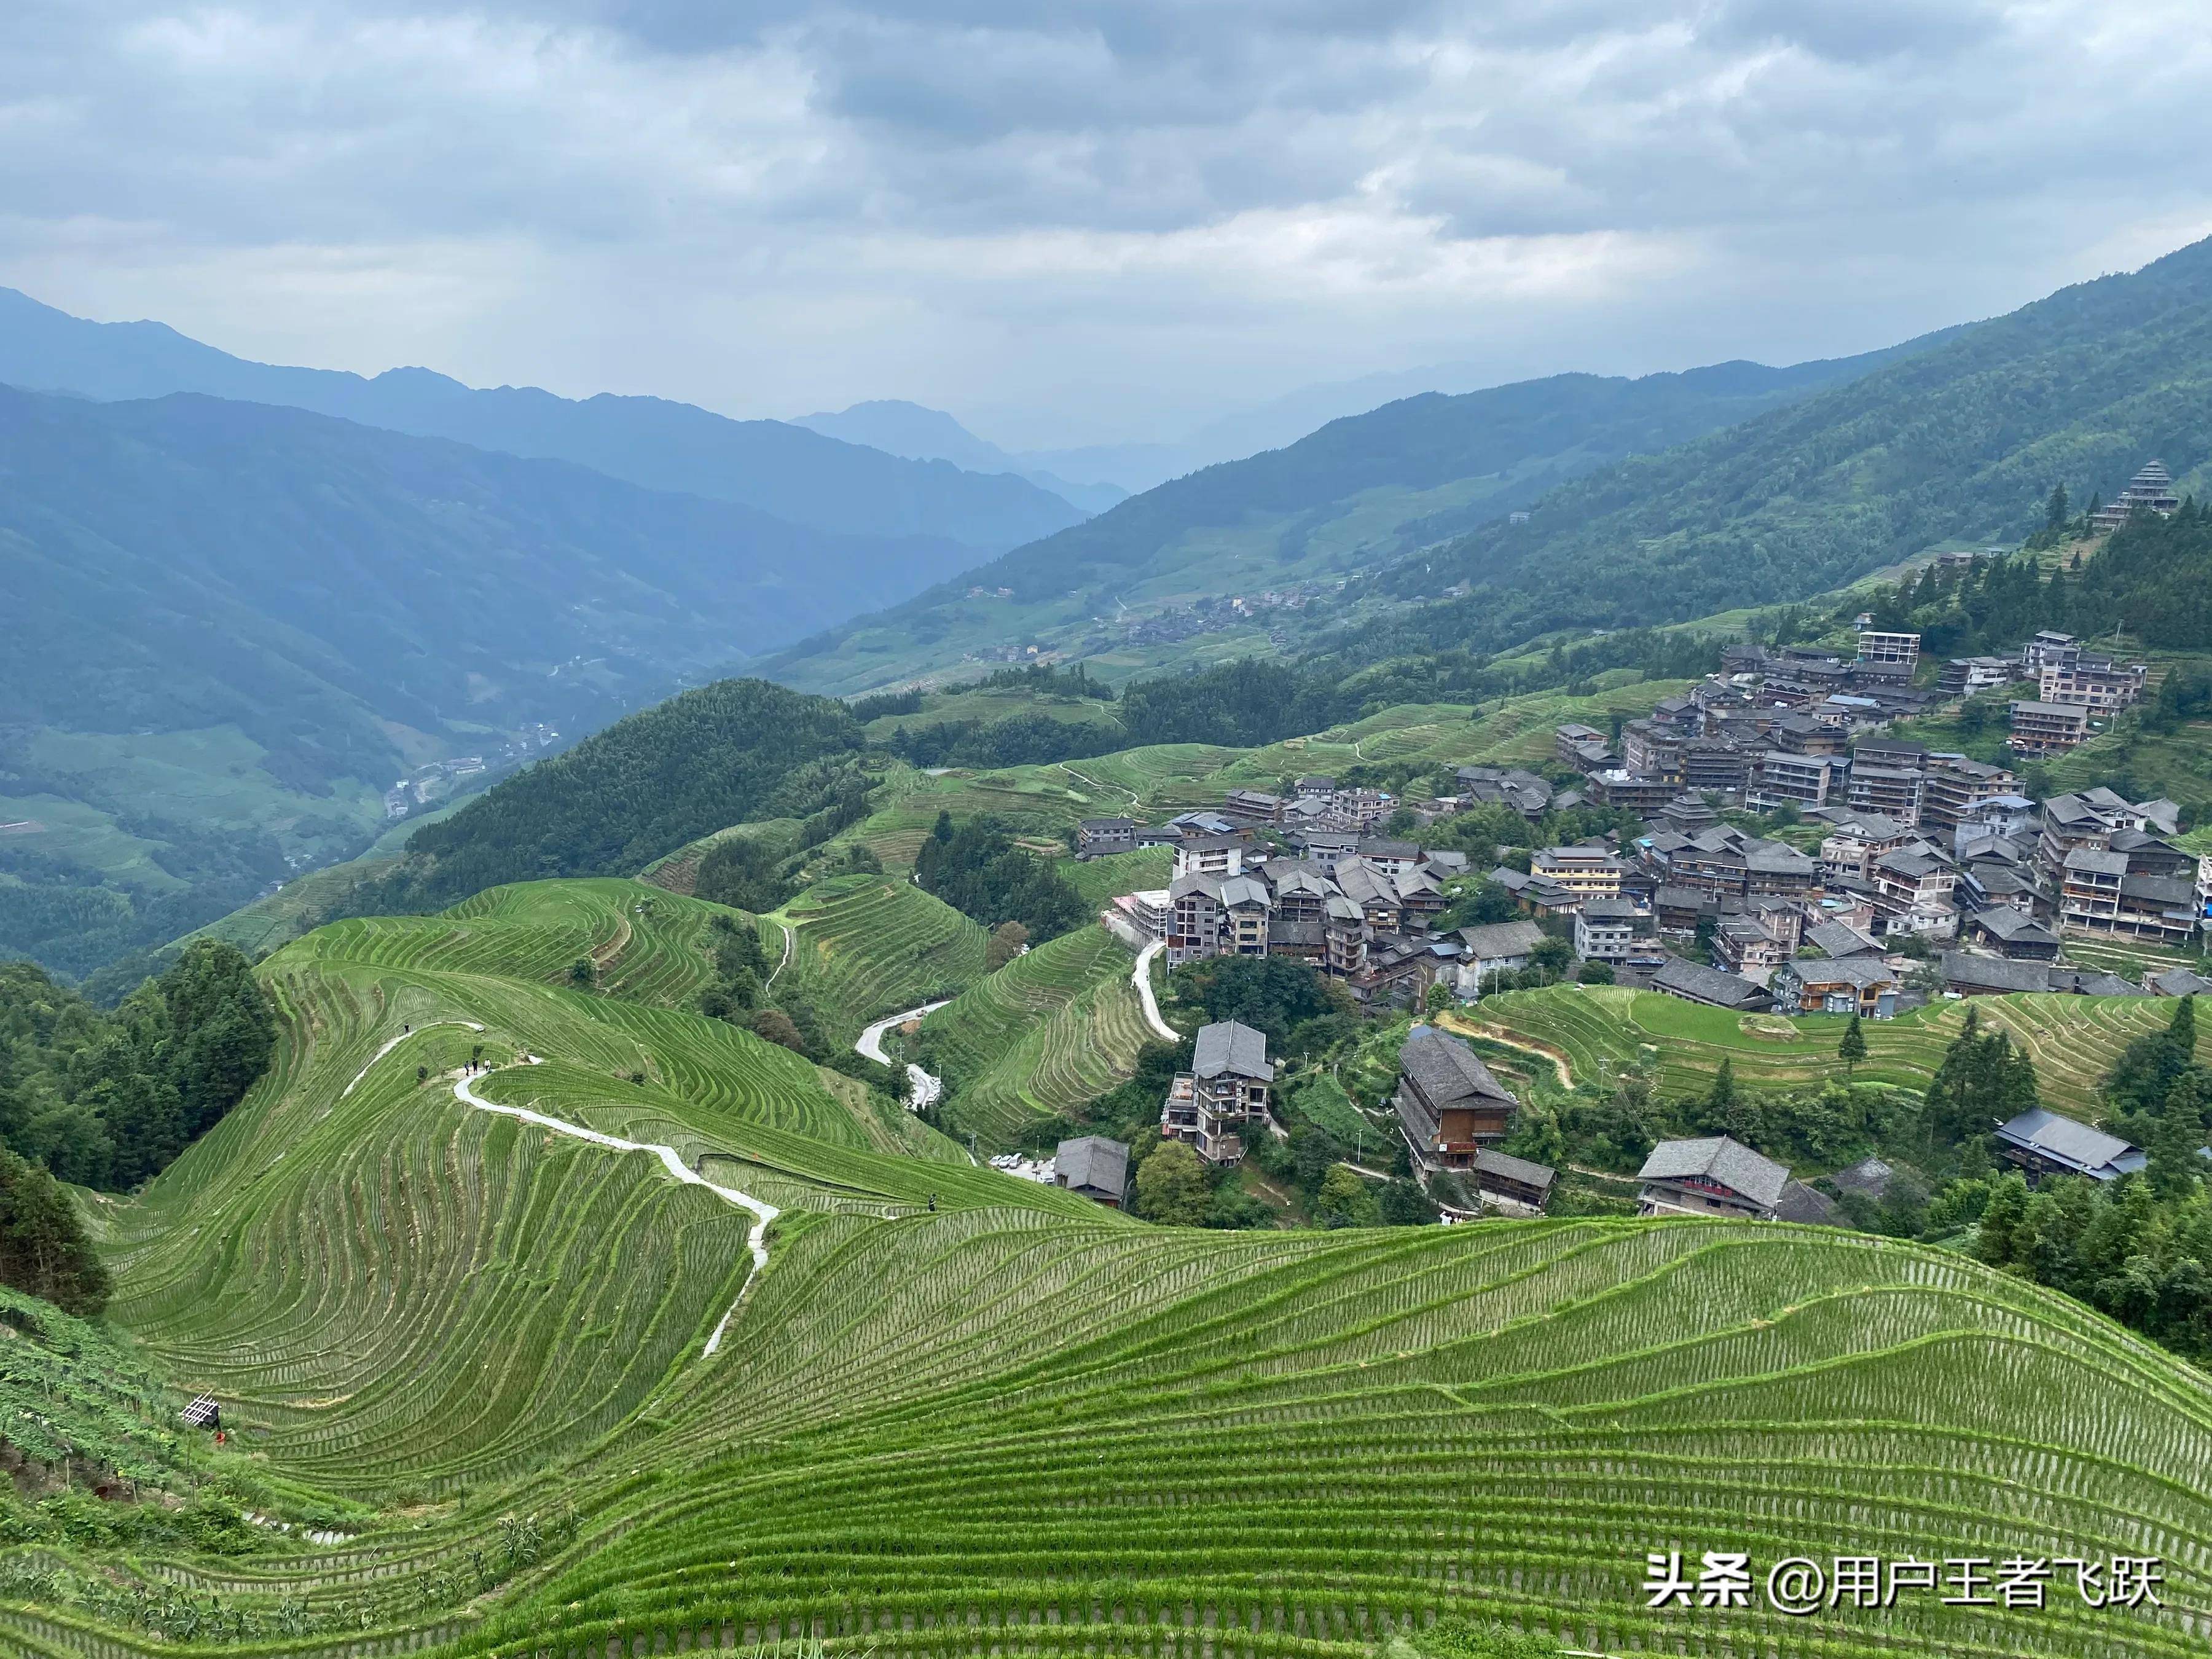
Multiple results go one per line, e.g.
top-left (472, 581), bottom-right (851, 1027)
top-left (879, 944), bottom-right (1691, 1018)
top-left (0, 866), bottom-right (2194, 1658)
top-left (1056, 845), bottom-right (1174, 906)
top-left (918, 924), bottom-right (1152, 1143)
top-left (769, 874), bottom-right (990, 1046)
top-left (845, 678), bottom-right (1689, 877)
top-left (1458, 984), bottom-right (2205, 1113)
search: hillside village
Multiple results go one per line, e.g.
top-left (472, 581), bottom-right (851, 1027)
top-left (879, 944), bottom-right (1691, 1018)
top-left (1063, 538), bottom-right (2210, 1225)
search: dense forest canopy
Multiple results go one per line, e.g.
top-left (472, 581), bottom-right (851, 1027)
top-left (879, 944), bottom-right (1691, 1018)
top-left (913, 815), bottom-right (1088, 942)
top-left (384, 680), bottom-right (868, 912)
top-left (0, 942), bottom-right (276, 1193)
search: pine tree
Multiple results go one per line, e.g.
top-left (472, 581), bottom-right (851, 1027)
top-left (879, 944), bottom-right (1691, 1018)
top-left (2045, 483), bottom-right (2069, 528)
top-left (1838, 1013), bottom-right (1867, 1077)
top-left (1975, 1172), bottom-right (2029, 1268)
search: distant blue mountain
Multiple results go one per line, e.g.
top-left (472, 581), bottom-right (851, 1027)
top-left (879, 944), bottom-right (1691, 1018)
top-left (794, 399), bottom-right (1128, 514)
top-left (0, 288), bottom-right (1085, 552)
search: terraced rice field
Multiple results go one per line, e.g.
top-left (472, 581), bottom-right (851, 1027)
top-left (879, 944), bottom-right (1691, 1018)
top-left (918, 925), bottom-right (1153, 1143)
top-left (1056, 846), bottom-right (1174, 907)
top-left (769, 875), bottom-right (990, 1046)
top-left (1458, 984), bottom-right (2204, 1113)
top-left (17, 877), bottom-right (2210, 1659)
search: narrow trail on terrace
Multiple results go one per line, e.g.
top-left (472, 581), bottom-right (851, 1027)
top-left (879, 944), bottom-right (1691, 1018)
top-left (341, 1021), bottom-right (485, 1097)
top-left (1129, 939), bottom-right (1177, 1042)
top-left (855, 1001), bottom-right (952, 1111)
top-left (451, 1063), bottom-right (779, 1357)
top-left (1057, 762), bottom-right (1138, 806)
top-left (765, 919), bottom-right (794, 986)
top-left (1441, 1016), bottom-right (1574, 1088)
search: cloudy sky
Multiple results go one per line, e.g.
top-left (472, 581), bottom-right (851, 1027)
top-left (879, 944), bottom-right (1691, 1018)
top-left (6, 0), bottom-right (2211, 452)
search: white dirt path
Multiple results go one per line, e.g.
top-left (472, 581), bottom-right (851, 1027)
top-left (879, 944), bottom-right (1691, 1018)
top-left (854, 1001), bottom-right (952, 1112)
top-left (341, 1021), bottom-right (486, 1097)
top-left (451, 1063), bottom-right (779, 1358)
top-left (1129, 939), bottom-right (1177, 1043)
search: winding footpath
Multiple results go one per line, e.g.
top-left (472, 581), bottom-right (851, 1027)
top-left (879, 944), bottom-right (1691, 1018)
top-left (855, 1001), bottom-right (952, 1110)
top-left (341, 1021), bottom-right (485, 1097)
top-left (1130, 939), bottom-right (1177, 1042)
top-left (450, 1064), bottom-right (779, 1356)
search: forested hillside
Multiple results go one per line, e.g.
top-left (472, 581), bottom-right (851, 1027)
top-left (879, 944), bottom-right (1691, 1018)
top-left (0, 385), bottom-right (981, 979)
top-left (377, 680), bottom-right (868, 912)
top-left (1357, 233), bottom-right (2212, 657)
top-left (0, 286), bottom-right (1086, 551)
top-left (0, 941), bottom-right (273, 1193)
top-left (767, 342), bottom-right (1939, 692)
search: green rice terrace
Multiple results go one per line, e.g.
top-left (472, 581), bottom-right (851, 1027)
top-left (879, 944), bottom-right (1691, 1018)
top-left (762, 875), bottom-right (990, 1049)
top-left (1457, 985), bottom-right (2211, 1116)
top-left (0, 877), bottom-right (2205, 1658)
top-left (916, 924), bottom-right (1153, 1142)
top-left (841, 679), bottom-right (1687, 875)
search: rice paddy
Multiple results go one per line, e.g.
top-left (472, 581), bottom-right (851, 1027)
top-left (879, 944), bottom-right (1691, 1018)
top-left (1457, 984), bottom-right (2203, 1113)
top-left (4, 874), bottom-right (2205, 1659)
top-left (767, 875), bottom-right (990, 1047)
top-left (918, 924), bottom-right (1155, 1143)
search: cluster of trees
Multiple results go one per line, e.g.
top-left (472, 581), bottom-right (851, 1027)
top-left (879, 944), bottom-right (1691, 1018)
top-left (385, 679), bottom-right (868, 912)
top-left (913, 814), bottom-right (1087, 942)
top-left (1421, 800), bottom-right (1642, 878)
top-left (977, 662), bottom-right (1116, 700)
top-left (1130, 1108), bottom-right (1433, 1232)
top-left (0, 943), bottom-right (276, 1193)
top-left (1855, 496), bottom-right (2212, 667)
top-left (1118, 661), bottom-right (1355, 749)
top-left (1165, 955), bottom-right (1359, 1058)
top-left (0, 941), bottom-right (276, 1312)
top-left (690, 913), bottom-right (901, 1094)
top-left (0, 1148), bottom-right (112, 1315)
top-left (1950, 1002), bottom-right (2212, 1359)
top-left (882, 711), bottom-right (1125, 770)
top-left (2041, 499), bottom-right (2212, 651)
top-left (1853, 547), bottom-right (2077, 662)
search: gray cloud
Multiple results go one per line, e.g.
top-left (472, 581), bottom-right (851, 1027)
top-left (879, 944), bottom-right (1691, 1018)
top-left (1, 0), bottom-right (2209, 450)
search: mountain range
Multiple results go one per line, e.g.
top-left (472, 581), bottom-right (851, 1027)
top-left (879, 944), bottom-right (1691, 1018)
top-left (1343, 233), bottom-right (2212, 662)
top-left (793, 400), bottom-right (1129, 514)
top-left (0, 287), bottom-right (1086, 551)
top-left (765, 335), bottom-right (1951, 692)
top-left (13, 233), bottom-right (2212, 982)
top-left (0, 382), bottom-right (994, 976)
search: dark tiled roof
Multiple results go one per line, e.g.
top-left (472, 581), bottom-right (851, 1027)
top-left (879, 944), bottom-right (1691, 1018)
top-left (1399, 1024), bottom-right (1515, 1110)
top-left (1056, 1136), bottom-right (1129, 1196)
top-left (1473, 1148), bottom-right (1555, 1191)
top-left (1996, 1108), bottom-right (2144, 1181)
top-left (1940, 952), bottom-right (2047, 993)
top-left (1774, 1181), bottom-right (1841, 1226)
top-left (1637, 1135), bottom-right (1790, 1209)
top-left (1457, 920), bottom-right (1545, 959)
top-left (1652, 956), bottom-right (1771, 1009)
top-left (1806, 920), bottom-right (1883, 959)
top-left (1194, 1020), bottom-right (1272, 1081)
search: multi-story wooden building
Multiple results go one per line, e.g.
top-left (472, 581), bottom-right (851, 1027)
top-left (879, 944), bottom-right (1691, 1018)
top-left (1160, 1021), bottom-right (1274, 1166)
top-left (1394, 1025), bottom-right (1519, 1172)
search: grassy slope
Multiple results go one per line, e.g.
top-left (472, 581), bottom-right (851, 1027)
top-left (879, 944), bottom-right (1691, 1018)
top-left (847, 677), bottom-right (1688, 874)
top-left (0, 870), bottom-right (2193, 1658)
top-left (769, 874), bottom-right (990, 1046)
top-left (1457, 983), bottom-right (2206, 1114)
top-left (917, 924), bottom-right (1151, 1144)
